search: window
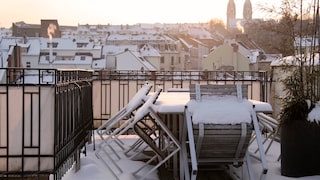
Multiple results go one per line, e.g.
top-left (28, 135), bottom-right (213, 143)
top-left (171, 56), bottom-right (174, 65)
top-left (26, 62), bottom-right (31, 68)
top-left (80, 56), bottom-right (86, 60)
top-left (77, 43), bottom-right (88, 48)
top-left (52, 43), bottom-right (58, 48)
top-left (47, 42), bottom-right (58, 48)
top-left (160, 56), bottom-right (164, 64)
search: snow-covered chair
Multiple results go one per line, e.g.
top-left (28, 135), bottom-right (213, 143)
top-left (253, 112), bottom-right (281, 161)
top-left (96, 81), bottom-right (152, 152)
top-left (182, 84), bottom-right (268, 180)
top-left (131, 103), bottom-right (181, 179)
top-left (96, 86), bottom-right (180, 180)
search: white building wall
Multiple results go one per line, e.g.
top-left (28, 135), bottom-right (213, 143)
top-left (21, 55), bottom-right (39, 68)
top-left (145, 56), bottom-right (160, 70)
top-left (106, 55), bottom-right (116, 69)
top-left (116, 51), bottom-right (144, 71)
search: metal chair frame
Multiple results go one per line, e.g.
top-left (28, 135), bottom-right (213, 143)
top-left (181, 84), bottom-right (268, 180)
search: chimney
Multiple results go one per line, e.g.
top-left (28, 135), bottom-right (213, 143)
top-left (231, 43), bottom-right (239, 52)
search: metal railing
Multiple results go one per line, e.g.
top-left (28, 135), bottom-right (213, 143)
top-left (92, 70), bottom-right (270, 128)
top-left (0, 68), bottom-right (93, 180)
top-left (0, 68), bottom-right (269, 178)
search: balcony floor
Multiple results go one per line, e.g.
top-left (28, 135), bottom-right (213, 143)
top-left (62, 134), bottom-right (320, 180)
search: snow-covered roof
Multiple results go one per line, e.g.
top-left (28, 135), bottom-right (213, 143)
top-left (187, 27), bottom-right (213, 39)
top-left (130, 51), bottom-right (157, 71)
top-left (39, 55), bottom-right (92, 65)
top-left (25, 38), bottom-right (41, 55)
top-left (91, 59), bottom-right (107, 69)
top-left (295, 37), bottom-right (320, 47)
top-left (107, 34), bottom-right (173, 42)
top-left (0, 37), bottom-right (41, 56)
top-left (0, 37), bottom-right (23, 50)
top-left (103, 45), bottom-right (138, 55)
top-left (262, 54), bottom-right (282, 63)
top-left (115, 50), bottom-right (157, 71)
top-left (271, 53), bottom-right (320, 66)
top-left (0, 28), bottom-right (12, 37)
top-left (40, 38), bottom-right (97, 50)
top-left (140, 44), bottom-right (160, 57)
top-left (179, 38), bottom-right (193, 49)
top-left (0, 51), bottom-right (8, 68)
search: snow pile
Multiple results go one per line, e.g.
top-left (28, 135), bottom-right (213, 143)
top-left (187, 96), bottom-right (253, 125)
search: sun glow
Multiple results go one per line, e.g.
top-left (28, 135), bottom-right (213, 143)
top-left (0, 0), bottom-right (274, 28)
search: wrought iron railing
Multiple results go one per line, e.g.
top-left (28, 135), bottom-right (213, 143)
top-left (0, 68), bottom-right (270, 178)
top-left (92, 70), bottom-right (270, 128)
top-left (0, 68), bottom-right (93, 180)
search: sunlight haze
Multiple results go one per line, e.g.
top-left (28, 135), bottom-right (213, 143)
top-left (0, 0), bottom-right (276, 28)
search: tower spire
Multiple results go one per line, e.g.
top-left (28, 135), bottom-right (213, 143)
top-left (243, 0), bottom-right (252, 20)
top-left (227, 0), bottom-right (236, 30)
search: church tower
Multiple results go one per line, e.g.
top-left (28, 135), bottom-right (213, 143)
top-left (243, 0), bottom-right (252, 21)
top-left (226, 0), bottom-right (236, 30)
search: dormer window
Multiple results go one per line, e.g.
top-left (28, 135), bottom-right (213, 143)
top-left (47, 42), bottom-right (58, 48)
top-left (77, 43), bottom-right (88, 48)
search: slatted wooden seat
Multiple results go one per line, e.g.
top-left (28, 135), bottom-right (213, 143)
top-left (182, 84), bottom-right (257, 180)
top-left (192, 123), bottom-right (253, 166)
top-left (189, 84), bottom-right (248, 100)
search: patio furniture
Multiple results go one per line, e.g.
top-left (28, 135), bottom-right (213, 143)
top-left (131, 107), bottom-right (181, 179)
top-left (96, 81), bottom-right (152, 156)
top-left (96, 87), bottom-right (180, 179)
top-left (182, 84), bottom-right (268, 180)
top-left (253, 112), bottom-right (281, 161)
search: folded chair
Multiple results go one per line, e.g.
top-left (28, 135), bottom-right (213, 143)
top-left (182, 84), bottom-right (268, 180)
top-left (96, 87), bottom-right (180, 180)
top-left (131, 106), bottom-right (181, 179)
top-left (251, 112), bottom-right (281, 161)
top-left (96, 81), bottom-right (152, 153)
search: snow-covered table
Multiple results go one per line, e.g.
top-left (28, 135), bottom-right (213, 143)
top-left (152, 92), bottom-right (273, 114)
top-left (151, 92), bottom-right (272, 178)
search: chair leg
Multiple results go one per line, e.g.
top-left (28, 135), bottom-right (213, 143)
top-left (251, 111), bottom-right (268, 174)
top-left (245, 152), bottom-right (255, 180)
top-left (277, 154), bottom-right (281, 162)
top-left (95, 147), bottom-right (122, 180)
top-left (254, 133), bottom-right (272, 154)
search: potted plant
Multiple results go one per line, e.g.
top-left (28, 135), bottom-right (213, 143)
top-left (261, 0), bottom-right (320, 177)
top-left (279, 52), bottom-right (320, 177)
top-left (255, 0), bottom-right (320, 176)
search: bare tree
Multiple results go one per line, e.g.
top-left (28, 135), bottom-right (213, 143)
top-left (245, 0), bottom-right (315, 56)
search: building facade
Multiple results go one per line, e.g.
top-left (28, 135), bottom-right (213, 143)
top-left (12, 20), bottom-right (61, 38)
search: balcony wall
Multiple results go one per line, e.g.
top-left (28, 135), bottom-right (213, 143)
top-left (0, 68), bottom-right (93, 179)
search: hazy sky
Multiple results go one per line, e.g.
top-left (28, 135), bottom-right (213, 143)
top-left (0, 0), bottom-right (277, 28)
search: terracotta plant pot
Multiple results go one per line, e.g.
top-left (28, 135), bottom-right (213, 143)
top-left (281, 120), bottom-right (320, 177)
